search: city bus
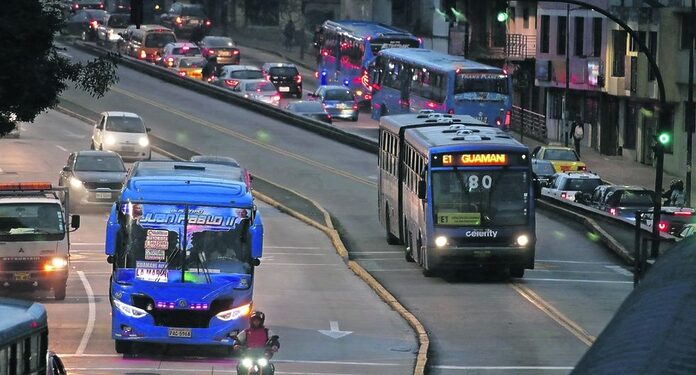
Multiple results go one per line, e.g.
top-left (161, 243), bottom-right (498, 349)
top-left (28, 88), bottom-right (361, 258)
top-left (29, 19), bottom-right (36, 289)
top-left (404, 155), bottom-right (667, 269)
top-left (0, 298), bottom-right (66, 374)
top-left (370, 48), bottom-right (513, 129)
top-left (314, 20), bottom-right (422, 106)
top-left (104, 161), bottom-right (263, 355)
top-left (378, 112), bottom-right (535, 277)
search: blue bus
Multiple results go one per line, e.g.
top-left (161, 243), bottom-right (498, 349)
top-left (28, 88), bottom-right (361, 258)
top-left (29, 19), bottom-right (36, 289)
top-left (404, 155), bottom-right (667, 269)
top-left (0, 298), bottom-right (65, 374)
top-left (314, 20), bottom-right (422, 106)
top-left (378, 112), bottom-right (535, 277)
top-left (370, 49), bottom-right (513, 129)
top-left (104, 161), bottom-right (263, 354)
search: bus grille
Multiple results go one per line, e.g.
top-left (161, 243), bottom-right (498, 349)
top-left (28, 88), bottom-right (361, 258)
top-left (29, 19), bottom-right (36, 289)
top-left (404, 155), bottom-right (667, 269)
top-left (131, 294), bottom-right (234, 328)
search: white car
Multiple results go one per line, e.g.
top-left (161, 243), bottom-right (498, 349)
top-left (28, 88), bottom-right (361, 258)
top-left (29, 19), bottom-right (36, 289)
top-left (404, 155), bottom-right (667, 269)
top-left (231, 80), bottom-right (281, 107)
top-left (541, 172), bottom-right (603, 202)
top-left (91, 112), bottom-right (151, 161)
top-left (96, 13), bottom-right (130, 47)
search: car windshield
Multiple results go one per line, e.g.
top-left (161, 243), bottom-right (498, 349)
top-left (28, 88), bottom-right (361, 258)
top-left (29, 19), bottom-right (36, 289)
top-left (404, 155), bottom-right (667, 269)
top-left (532, 161), bottom-right (556, 176)
top-left (204, 37), bottom-right (235, 47)
top-left (115, 204), bottom-right (253, 282)
top-left (564, 178), bottom-right (602, 193)
top-left (105, 116), bottom-right (146, 133)
top-left (544, 149), bottom-right (579, 161)
top-left (178, 58), bottom-right (206, 68)
top-left (108, 15), bottom-right (129, 28)
top-left (182, 6), bottom-right (206, 17)
top-left (245, 82), bottom-right (275, 92)
top-left (145, 33), bottom-right (176, 48)
top-left (86, 10), bottom-right (107, 19)
top-left (324, 89), bottom-right (353, 101)
top-left (432, 170), bottom-right (528, 226)
top-left (173, 47), bottom-right (200, 55)
top-left (620, 191), bottom-right (655, 206)
top-left (227, 70), bottom-right (263, 79)
top-left (0, 204), bottom-right (65, 241)
top-left (291, 102), bottom-right (325, 112)
top-left (455, 73), bottom-right (509, 95)
top-left (268, 67), bottom-right (298, 76)
top-left (74, 155), bottom-right (125, 172)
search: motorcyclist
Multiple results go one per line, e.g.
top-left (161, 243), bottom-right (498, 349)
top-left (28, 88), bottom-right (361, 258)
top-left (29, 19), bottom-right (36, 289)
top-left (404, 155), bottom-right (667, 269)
top-left (663, 179), bottom-right (686, 207)
top-left (202, 55), bottom-right (220, 82)
top-left (234, 311), bottom-right (279, 356)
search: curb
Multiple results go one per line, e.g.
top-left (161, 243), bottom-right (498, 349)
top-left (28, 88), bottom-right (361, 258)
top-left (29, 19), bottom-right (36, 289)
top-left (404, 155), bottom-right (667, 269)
top-left (54, 104), bottom-right (429, 375)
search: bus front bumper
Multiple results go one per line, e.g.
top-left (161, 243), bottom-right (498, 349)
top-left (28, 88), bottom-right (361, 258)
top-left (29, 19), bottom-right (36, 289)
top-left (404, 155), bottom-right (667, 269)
top-left (432, 246), bottom-right (535, 268)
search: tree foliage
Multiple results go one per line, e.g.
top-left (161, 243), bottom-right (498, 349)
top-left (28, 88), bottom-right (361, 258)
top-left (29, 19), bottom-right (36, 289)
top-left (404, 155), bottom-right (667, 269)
top-left (0, 0), bottom-right (118, 135)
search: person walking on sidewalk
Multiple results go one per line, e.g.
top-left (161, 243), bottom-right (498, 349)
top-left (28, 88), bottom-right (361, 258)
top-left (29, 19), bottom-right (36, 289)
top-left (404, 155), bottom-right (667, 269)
top-left (571, 117), bottom-right (585, 157)
top-left (284, 19), bottom-right (295, 51)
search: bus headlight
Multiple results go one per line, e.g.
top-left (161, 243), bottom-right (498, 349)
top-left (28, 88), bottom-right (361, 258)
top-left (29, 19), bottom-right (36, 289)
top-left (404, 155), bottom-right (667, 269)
top-left (241, 358), bottom-right (254, 368)
top-left (435, 236), bottom-right (448, 248)
top-left (516, 235), bottom-right (530, 247)
top-left (257, 358), bottom-right (268, 367)
top-left (70, 177), bottom-right (83, 189)
top-left (113, 298), bottom-right (148, 318)
top-left (216, 303), bottom-right (251, 321)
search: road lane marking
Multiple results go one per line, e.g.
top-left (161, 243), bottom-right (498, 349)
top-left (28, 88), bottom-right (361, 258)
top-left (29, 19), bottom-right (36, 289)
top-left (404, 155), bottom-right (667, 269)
top-left (265, 246), bottom-right (322, 249)
top-left (109, 86), bottom-right (375, 187)
top-left (55, 145), bottom-right (68, 152)
top-left (524, 278), bottom-right (632, 284)
top-left (72, 242), bottom-right (104, 245)
top-left (75, 271), bottom-right (96, 355)
top-left (536, 259), bottom-right (613, 265)
top-left (605, 265), bottom-right (633, 277)
top-left (433, 366), bottom-right (574, 371)
top-left (511, 283), bottom-right (595, 346)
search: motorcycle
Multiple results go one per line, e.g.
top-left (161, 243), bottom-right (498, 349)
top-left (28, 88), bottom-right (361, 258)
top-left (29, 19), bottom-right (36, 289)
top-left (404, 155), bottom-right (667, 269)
top-left (232, 334), bottom-right (279, 375)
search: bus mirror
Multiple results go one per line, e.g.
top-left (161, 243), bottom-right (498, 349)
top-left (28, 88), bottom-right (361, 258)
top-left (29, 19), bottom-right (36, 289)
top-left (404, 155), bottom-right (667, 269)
top-left (252, 258), bottom-right (261, 266)
top-left (250, 213), bottom-right (264, 259)
top-left (105, 204), bottom-right (120, 256)
top-left (417, 180), bottom-right (427, 200)
top-left (106, 255), bottom-right (115, 264)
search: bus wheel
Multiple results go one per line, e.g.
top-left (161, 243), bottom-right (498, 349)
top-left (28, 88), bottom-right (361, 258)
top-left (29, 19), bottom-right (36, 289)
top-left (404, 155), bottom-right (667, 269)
top-left (509, 267), bottom-right (525, 278)
top-left (115, 340), bottom-right (132, 355)
top-left (54, 283), bottom-right (67, 300)
top-left (405, 232), bottom-right (415, 262)
top-left (385, 212), bottom-right (400, 245)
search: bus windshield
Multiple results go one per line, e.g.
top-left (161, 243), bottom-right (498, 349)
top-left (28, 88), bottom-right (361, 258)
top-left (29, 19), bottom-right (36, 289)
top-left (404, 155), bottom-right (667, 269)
top-left (370, 38), bottom-right (420, 55)
top-left (455, 72), bottom-right (509, 97)
top-left (432, 170), bottom-right (528, 226)
top-left (0, 203), bottom-right (65, 241)
top-left (115, 203), bottom-right (253, 282)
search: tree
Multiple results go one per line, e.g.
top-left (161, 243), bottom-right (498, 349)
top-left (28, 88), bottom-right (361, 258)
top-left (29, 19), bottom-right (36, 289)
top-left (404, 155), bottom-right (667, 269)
top-left (0, 0), bottom-right (119, 135)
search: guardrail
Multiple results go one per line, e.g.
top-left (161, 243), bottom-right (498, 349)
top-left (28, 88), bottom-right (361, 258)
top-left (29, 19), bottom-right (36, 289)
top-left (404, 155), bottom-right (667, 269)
top-left (510, 105), bottom-right (548, 143)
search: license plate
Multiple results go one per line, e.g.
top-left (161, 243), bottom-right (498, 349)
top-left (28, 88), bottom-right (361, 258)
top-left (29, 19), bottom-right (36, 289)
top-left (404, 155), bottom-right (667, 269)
top-left (219, 51), bottom-right (231, 56)
top-left (336, 103), bottom-right (346, 109)
top-left (14, 272), bottom-right (30, 281)
top-left (279, 87), bottom-right (290, 92)
top-left (560, 166), bottom-right (571, 171)
top-left (189, 20), bottom-right (199, 25)
top-left (96, 192), bottom-right (112, 199)
top-left (121, 146), bottom-right (135, 152)
top-left (168, 328), bottom-right (192, 338)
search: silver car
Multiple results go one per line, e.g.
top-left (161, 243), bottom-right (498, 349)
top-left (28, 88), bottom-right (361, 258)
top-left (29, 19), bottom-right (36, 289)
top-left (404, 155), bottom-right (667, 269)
top-left (232, 80), bottom-right (281, 107)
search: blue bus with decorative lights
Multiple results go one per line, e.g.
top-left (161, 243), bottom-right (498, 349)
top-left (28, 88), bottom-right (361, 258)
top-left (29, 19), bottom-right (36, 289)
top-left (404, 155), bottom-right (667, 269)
top-left (378, 113), bottom-right (535, 277)
top-left (104, 161), bottom-right (263, 355)
top-left (314, 20), bottom-right (422, 106)
top-left (370, 48), bottom-right (513, 129)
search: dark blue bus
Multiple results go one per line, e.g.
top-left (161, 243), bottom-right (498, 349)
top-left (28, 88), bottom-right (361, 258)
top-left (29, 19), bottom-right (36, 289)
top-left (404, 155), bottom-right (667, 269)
top-left (378, 112), bottom-right (535, 277)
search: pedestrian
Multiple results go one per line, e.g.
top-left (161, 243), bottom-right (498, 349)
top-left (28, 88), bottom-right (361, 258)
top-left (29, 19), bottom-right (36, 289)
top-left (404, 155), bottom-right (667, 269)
top-left (284, 19), bottom-right (295, 51)
top-left (571, 117), bottom-right (585, 157)
top-left (297, 26), bottom-right (306, 60)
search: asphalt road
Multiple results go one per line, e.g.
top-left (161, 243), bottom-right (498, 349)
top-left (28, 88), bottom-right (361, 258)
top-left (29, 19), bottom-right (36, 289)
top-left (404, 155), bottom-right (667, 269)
top-left (55, 42), bottom-right (634, 373)
top-left (0, 110), bottom-right (415, 374)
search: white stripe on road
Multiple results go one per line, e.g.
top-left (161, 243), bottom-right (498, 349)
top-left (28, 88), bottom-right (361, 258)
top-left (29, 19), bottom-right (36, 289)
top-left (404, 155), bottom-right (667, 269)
top-left (524, 277), bottom-right (632, 284)
top-left (55, 145), bottom-right (68, 152)
top-left (605, 265), bottom-right (634, 277)
top-left (75, 271), bottom-right (96, 355)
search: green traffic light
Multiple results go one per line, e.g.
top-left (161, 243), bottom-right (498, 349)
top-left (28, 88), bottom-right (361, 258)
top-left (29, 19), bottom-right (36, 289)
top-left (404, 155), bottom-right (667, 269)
top-left (658, 133), bottom-right (671, 145)
top-left (497, 11), bottom-right (509, 22)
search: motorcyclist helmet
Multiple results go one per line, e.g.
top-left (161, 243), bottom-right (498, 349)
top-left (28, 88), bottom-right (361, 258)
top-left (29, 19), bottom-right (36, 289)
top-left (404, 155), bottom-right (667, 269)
top-left (250, 310), bottom-right (265, 326)
top-left (675, 179), bottom-right (684, 190)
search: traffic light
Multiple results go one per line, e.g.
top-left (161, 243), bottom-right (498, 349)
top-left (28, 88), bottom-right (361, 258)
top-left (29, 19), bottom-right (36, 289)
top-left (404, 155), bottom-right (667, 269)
top-left (494, 0), bottom-right (509, 23)
top-left (657, 131), bottom-right (671, 146)
top-left (131, 0), bottom-right (143, 28)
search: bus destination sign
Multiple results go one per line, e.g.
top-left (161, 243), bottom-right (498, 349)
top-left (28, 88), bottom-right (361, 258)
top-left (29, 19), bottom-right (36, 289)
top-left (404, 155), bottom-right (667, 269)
top-left (438, 153), bottom-right (508, 167)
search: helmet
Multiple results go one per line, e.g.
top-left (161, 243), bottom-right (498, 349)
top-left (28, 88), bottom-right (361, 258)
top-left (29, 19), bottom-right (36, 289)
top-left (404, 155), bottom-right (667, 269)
top-left (675, 179), bottom-right (684, 190)
top-left (249, 311), bottom-right (265, 326)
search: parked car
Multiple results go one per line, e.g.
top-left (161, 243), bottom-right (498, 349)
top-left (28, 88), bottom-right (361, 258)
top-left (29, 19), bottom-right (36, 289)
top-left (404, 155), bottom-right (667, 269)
top-left (96, 13), bottom-right (130, 47)
top-left (586, 185), bottom-right (655, 220)
top-left (62, 9), bottom-right (106, 41)
top-left (159, 2), bottom-right (211, 37)
top-left (212, 65), bottom-right (264, 90)
top-left (541, 172), bottom-right (604, 202)
top-left (309, 85), bottom-right (359, 121)
top-left (261, 63), bottom-right (302, 98)
top-left (231, 81), bottom-right (281, 107)
top-left (59, 150), bottom-right (127, 206)
top-left (198, 36), bottom-right (240, 65)
top-left (642, 207), bottom-right (696, 237)
top-left (90, 111), bottom-right (151, 161)
top-left (285, 101), bottom-right (332, 124)
top-left (531, 145), bottom-right (587, 173)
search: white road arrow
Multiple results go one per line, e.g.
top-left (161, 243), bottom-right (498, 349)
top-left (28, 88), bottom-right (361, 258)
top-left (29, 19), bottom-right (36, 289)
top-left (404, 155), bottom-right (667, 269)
top-left (318, 321), bottom-right (352, 339)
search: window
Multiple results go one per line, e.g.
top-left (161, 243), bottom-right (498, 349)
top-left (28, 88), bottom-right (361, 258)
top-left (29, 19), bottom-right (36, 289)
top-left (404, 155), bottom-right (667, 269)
top-left (557, 16), bottom-right (567, 55)
top-left (682, 17), bottom-right (694, 49)
top-left (411, 68), bottom-right (447, 103)
top-left (648, 31), bottom-right (657, 81)
top-left (612, 30), bottom-right (627, 77)
top-left (592, 18), bottom-right (602, 57)
top-left (629, 31), bottom-right (646, 52)
top-left (540, 15), bottom-right (550, 53)
top-left (574, 17), bottom-right (584, 56)
top-left (523, 8), bottom-right (530, 29)
top-left (509, 7), bottom-right (516, 23)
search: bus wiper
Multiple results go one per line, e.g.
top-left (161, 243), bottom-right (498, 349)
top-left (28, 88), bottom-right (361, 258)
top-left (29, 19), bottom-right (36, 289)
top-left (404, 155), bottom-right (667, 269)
top-left (195, 250), bottom-right (212, 284)
top-left (155, 246), bottom-right (181, 283)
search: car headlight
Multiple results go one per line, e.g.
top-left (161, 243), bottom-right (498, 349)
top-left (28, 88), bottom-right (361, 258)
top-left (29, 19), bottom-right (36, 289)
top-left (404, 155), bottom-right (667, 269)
top-left (70, 177), bottom-right (83, 189)
top-left (51, 257), bottom-right (68, 268)
top-left (241, 358), bottom-right (254, 368)
top-left (215, 303), bottom-right (251, 321)
top-left (139, 136), bottom-right (149, 147)
top-left (113, 298), bottom-right (148, 318)
top-left (105, 135), bottom-right (116, 146)
top-left (516, 235), bottom-right (530, 247)
top-left (257, 358), bottom-right (268, 367)
top-left (435, 236), bottom-right (448, 248)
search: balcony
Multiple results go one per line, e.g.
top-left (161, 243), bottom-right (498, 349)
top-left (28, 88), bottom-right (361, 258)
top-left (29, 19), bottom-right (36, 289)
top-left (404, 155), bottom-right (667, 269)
top-left (469, 33), bottom-right (537, 61)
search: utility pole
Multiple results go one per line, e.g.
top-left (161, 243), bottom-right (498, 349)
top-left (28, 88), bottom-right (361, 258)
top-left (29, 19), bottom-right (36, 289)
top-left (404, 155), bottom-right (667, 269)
top-left (563, 4), bottom-right (570, 147)
top-left (687, 0), bottom-right (695, 206)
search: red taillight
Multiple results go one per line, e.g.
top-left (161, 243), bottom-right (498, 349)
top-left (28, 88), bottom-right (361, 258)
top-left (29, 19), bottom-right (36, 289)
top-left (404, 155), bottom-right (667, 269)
top-left (295, 74), bottom-right (302, 84)
top-left (233, 50), bottom-right (240, 55)
top-left (178, 71), bottom-right (187, 76)
top-left (361, 69), bottom-right (370, 90)
top-left (139, 50), bottom-right (147, 59)
top-left (495, 117), bottom-right (502, 126)
top-left (272, 94), bottom-right (281, 101)
top-left (658, 222), bottom-right (668, 232)
top-left (609, 208), bottom-right (617, 216)
top-left (578, 165), bottom-right (587, 171)
top-left (205, 20), bottom-right (212, 26)
top-left (426, 102), bottom-right (438, 109)
top-left (561, 192), bottom-right (567, 199)
top-left (99, 2), bottom-right (104, 8)
top-left (73, 3), bottom-right (80, 9)
top-left (505, 110), bottom-right (511, 127)
top-left (314, 71), bottom-right (319, 79)
top-left (90, 20), bottom-right (98, 29)
top-left (364, 94), bottom-right (372, 100)
top-left (674, 211), bottom-right (693, 216)
top-left (224, 79), bottom-right (239, 87)
top-left (352, 104), bottom-right (358, 109)
top-left (265, 74), bottom-right (271, 81)
top-left (447, 108), bottom-right (455, 114)
top-left (175, 16), bottom-right (183, 24)
top-left (207, 49), bottom-right (215, 55)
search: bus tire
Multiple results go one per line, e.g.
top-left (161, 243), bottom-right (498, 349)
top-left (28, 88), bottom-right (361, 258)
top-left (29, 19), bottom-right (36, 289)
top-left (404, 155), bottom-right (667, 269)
top-left (54, 283), bottom-right (67, 300)
top-left (509, 267), bottom-right (525, 278)
top-left (115, 340), bottom-right (132, 355)
top-left (385, 211), bottom-right (400, 245)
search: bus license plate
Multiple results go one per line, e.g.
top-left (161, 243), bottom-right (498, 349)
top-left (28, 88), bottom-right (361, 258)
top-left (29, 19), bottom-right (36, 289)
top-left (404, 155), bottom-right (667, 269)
top-left (279, 87), bottom-right (290, 92)
top-left (96, 192), bottom-right (112, 199)
top-left (14, 272), bottom-right (30, 280)
top-left (168, 328), bottom-right (192, 338)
